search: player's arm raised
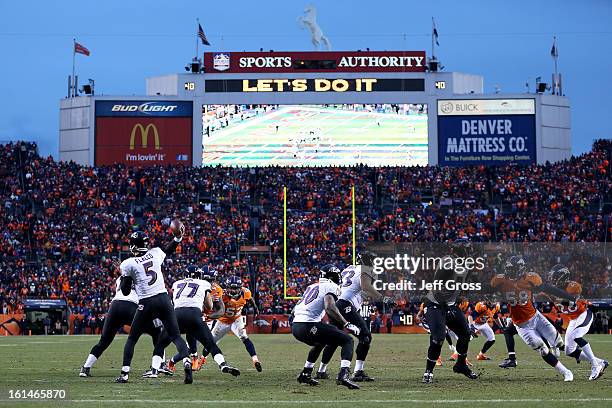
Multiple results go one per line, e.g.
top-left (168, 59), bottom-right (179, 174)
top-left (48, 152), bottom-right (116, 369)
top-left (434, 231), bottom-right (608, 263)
top-left (163, 219), bottom-right (185, 255)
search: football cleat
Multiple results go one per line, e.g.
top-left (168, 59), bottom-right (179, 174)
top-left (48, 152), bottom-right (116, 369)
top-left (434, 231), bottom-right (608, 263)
top-left (184, 362), bottom-right (193, 385)
top-left (449, 353), bottom-right (458, 361)
top-left (297, 371), bottom-right (319, 386)
top-left (142, 368), bottom-right (158, 378)
top-left (600, 360), bottom-right (609, 378)
top-left (477, 352), bottom-right (491, 361)
top-left (221, 364), bottom-right (241, 376)
top-left (314, 371), bottom-right (330, 379)
top-left (563, 369), bottom-right (574, 382)
top-left (421, 371), bottom-right (434, 384)
top-left (337, 368), bottom-right (360, 389)
top-left (115, 374), bottom-right (129, 383)
top-left (191, 355), bottom-right (200, 371)
top-left (598, 360), bottom-right (609, 379)
top-left (351, 370), bottom-right (374, 382)
top-left (197, 356), bottom-right (207, 369)
top-left (499, 358), bottom-right (517, 368)
top-left (167, 360), bottom-right (176, 373)
top-left (436, 357), bottom-right (443, 366)
top-left (589, 361), bottom-right (608, 380)
top-left (254, 361), bottom-right (263, 372)
top-left (452, 363), bottom-right (479, 379)
top-left (158, 361), bottom-right (174, 376)
top-left (79, 366), bottom-right (91, 377)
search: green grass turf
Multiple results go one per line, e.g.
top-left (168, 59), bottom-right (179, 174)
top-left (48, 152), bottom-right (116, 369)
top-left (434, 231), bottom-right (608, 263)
top-left (1, 333), bottom-right (611, 407)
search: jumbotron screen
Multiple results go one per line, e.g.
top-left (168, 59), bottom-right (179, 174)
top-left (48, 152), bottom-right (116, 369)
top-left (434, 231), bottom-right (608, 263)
top-left (201, 104), bottom-right (428, 166)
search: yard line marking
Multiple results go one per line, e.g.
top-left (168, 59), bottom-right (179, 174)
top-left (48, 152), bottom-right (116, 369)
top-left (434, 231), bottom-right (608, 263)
top-left (2, 398), bottom-right (611, 404)
top-left (0, 339), bottom-right (94, 345)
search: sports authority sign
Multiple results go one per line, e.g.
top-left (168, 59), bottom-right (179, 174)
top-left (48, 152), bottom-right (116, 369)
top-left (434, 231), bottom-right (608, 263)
top-left (203, 51), bottom-right (426, 73)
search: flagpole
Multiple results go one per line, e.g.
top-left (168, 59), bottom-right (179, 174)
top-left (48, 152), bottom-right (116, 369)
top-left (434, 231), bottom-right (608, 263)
top-left (431, 18), bottom-right (435, 59)
top-left (72, 38), bottom-right (76, 97)
top-left (553, 36), bottom-right (559, 95)
top-left (196, 18), bottom-right (199, 60)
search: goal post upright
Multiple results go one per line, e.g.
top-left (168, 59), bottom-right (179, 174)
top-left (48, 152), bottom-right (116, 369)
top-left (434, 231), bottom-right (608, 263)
top-left (352, 185), bottom-right (356, 266)
top-left (283, 185), bottom-right (357, 299)
top-left (283, 186), bottom-right (301, 300)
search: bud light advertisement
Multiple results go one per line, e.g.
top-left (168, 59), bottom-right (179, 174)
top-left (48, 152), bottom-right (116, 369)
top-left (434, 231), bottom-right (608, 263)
top-left (95, 101), bottom-right (193, 166)
top-left (95, 100), bottom-right (193, 117)
top-left (437, 99), bottom-right (536, 166)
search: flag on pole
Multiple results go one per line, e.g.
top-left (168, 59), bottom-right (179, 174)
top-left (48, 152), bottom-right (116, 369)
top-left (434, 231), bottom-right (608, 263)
top-left (198, 23), bottom-right (211, 46)
top-left (550, 36), bottom-right (558, 58)
top-left (74, 42), bottom-right (90, 56)
top-left (432, 18), bottom-right (440, 46)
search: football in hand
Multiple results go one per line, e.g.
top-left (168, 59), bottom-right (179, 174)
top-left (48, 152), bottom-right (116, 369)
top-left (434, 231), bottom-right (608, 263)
top-left (170, 219), bottom-right (184, 237)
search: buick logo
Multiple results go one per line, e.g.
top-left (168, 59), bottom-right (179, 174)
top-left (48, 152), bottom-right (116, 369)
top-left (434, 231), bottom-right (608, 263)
top-left (440, 102), bottom-right (454, 114)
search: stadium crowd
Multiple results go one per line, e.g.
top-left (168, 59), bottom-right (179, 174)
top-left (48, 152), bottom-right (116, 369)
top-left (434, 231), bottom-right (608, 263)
top-left (0, 140), bottom-right (610, 325)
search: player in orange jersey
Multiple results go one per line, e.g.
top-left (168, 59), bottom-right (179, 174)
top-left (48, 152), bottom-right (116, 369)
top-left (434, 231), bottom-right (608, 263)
top-left (210, 276), bottom-right (262, 372)
top-left (491, 255), bottom-right (576, 381)
top-left (548, 264), bottom-right (608, 380)
top-left (468, 300), bottom-right (500, 360)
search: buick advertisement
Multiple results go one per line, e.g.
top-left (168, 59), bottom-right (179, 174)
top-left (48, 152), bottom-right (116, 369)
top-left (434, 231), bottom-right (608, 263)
top-left (95, 101), bottom-right (193, 166)
top-left (437, 99), bottom-right (536, 166)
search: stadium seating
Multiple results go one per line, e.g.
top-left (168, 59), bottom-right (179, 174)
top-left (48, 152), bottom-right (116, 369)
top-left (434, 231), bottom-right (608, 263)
top-left (1, 140), bottom-right (610, 330)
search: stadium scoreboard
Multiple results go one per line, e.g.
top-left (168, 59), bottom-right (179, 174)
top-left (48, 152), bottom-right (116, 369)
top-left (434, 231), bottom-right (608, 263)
top-left (59, 50), bottom-right (571, 167)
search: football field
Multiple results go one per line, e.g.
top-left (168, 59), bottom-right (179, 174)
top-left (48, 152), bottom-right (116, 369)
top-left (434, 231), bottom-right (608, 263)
top-left (1, 334), bottom-right (611, 407)
top-left (202, 105), bottom-right (428, 166)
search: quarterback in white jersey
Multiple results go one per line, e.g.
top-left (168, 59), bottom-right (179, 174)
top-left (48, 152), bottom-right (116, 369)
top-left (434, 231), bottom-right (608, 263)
top-left (120, 247), bottom-right (168, 299)
top-left (316, 251), bottom-right (395, 382)
top-left (116, 227), bottom-right (192, 384)
top-left (291, 265), bottom-right (361, 389)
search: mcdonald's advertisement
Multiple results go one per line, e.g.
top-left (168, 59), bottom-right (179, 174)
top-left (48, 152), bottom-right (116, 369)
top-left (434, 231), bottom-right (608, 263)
top-left (95, 101), bottom-right (193, 166)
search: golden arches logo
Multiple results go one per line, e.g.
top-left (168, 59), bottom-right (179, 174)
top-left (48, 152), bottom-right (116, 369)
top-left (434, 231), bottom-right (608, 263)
top-left (129, 123), bottom-right (160, 150)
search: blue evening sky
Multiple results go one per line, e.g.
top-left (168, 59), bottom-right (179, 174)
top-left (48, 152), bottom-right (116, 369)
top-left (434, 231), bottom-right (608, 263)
top-left (0, 0), bottom-right (610, 157)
